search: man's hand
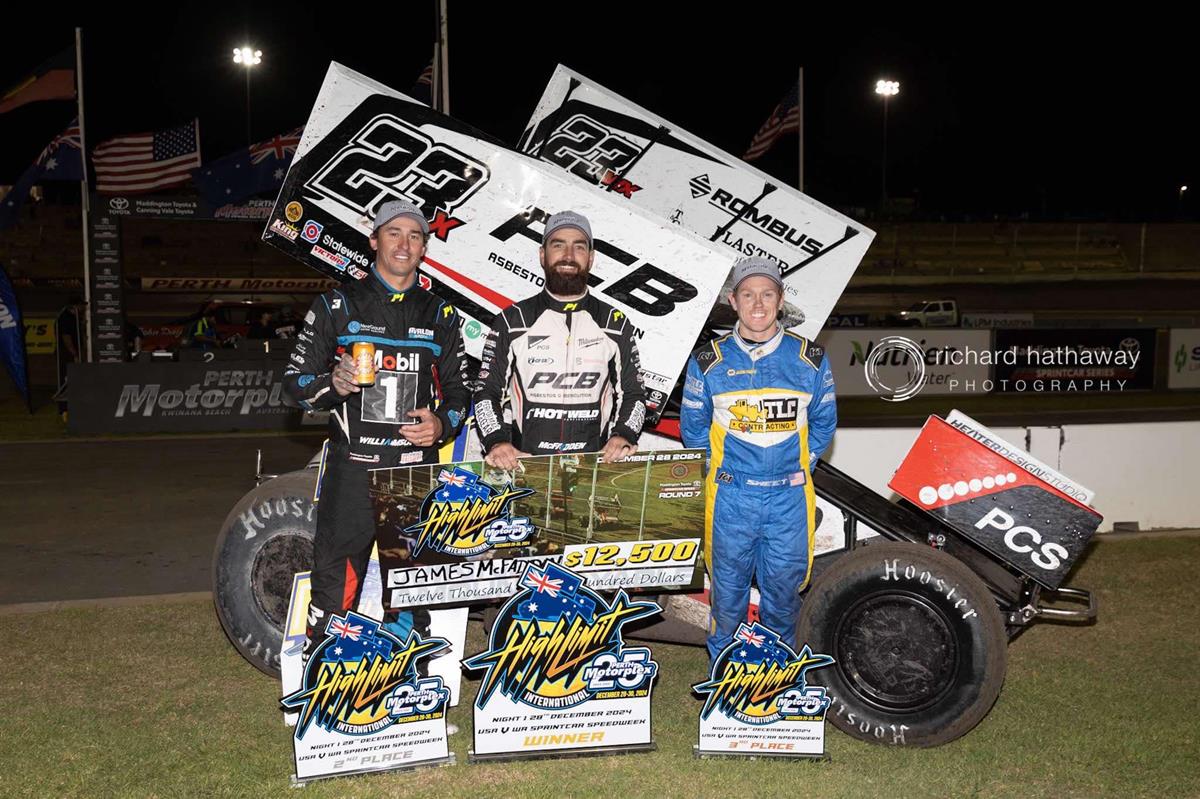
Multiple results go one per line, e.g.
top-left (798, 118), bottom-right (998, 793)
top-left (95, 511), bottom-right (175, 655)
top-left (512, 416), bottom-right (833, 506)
top-left (599, 436), bottom-right (637, 463)
top-left (400, 408), bottom-right (444, 448)
top-left (331, 353), bottom-right (361, 397)
top-left (484, 442), bottom-right (530, 471)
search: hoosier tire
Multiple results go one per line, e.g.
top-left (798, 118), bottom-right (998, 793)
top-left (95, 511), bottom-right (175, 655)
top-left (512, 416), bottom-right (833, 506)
top-left (798, 541), bottom-right (1008, 747)
top-left (212, 470), bottom-right (318, 678)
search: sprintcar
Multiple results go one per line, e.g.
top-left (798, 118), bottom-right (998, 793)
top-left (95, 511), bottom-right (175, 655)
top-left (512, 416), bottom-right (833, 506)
top-left (212, 61), bottom-right (1098, 749)
top-left (213, 411), bottom-right (1098, 748)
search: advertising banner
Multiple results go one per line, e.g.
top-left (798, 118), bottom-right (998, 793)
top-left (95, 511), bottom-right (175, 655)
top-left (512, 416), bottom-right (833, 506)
top-left (96, 194), bottom-right (275, 221)
top-left (23, 316), bottom-right (56, 354)
top-left (993, 328), bottom-right (1154, 391)
top-left (464, 562), bottom-right (660, 760)
top-left (889, 415), bottom-right (1103, 590)
top-left (368, 450), bottom-right (707, 609)
top-left (65, 361), bottom-right (298, 434)
top-left (1168, 328), bottom-right (1200, 389)
top-left (139, 277), bottom-right (339, 293)
top-left (89, 208), bottom-right (125, 363)
top-left (815, 328), bottom-right (992, 397)
top-left (519, 65), bottom-right (875, 339)
top-left (263, 62), bottom-right (735, 422)
top-left (0, 264), bottom-right (30, 404)
top-left (693, 622), bottom-right (833, 759)
top-left (281, 613), bottom-right (453, 782)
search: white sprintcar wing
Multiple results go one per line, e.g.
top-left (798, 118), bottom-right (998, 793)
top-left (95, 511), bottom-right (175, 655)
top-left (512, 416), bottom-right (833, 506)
top-left (263, 62), bottom-right (737, 423)
top-left (519, 65), bottom-right (876, 339)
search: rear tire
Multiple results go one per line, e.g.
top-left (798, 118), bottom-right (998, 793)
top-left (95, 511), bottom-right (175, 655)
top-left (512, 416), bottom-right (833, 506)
top-left (212, 470), bottom-right (318, 677)
top-left (798, 541), bottom-right (1007, 747)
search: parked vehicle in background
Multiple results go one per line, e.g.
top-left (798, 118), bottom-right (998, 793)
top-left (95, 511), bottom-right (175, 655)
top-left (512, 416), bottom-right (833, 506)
top-left (895, 299), bottom-right (959, 327)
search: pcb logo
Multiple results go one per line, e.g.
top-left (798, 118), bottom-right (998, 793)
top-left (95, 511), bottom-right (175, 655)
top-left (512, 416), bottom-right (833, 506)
top-left (464, 563), bottom-right (660, 710)
top-left (280, 611), bottom-right (450, 738)
top-left (404, 467), bottom-right (535, 557)
top-left (693, 623), bottom-right (834, 725)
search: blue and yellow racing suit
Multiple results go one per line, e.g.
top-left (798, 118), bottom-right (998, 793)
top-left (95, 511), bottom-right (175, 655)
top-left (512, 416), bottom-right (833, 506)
top-left (680, 327), bottom-right (837, 661)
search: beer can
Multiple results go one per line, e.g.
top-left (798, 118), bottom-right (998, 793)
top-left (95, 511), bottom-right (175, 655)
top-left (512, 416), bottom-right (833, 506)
top-left (351, 341), bottom-right (376, 386)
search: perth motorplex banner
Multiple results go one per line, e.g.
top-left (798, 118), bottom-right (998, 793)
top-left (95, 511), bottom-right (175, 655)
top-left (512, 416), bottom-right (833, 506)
top-left (263, 62), bottom-right (735, 421)
top-left (694, 622), bottom-right (834, 759)
top-left (463, 562), bottom-right (661, 759)
top-left (518, 65), bottom-right (876, 339)
top-left (367, 450), bottom-right (707, 609)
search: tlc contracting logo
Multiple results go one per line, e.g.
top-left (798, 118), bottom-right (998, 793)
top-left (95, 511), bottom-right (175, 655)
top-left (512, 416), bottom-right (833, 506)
top-left (693, 623), bottom-right (833, 725)
top-left (464, 564), bottom-right (659, 710)
top-left (404, 467), bottom-right (534, 557)
top-left (280, 612), bottom-right (449, 738)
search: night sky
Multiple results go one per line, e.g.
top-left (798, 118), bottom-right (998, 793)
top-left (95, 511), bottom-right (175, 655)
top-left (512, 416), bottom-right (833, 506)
top-left (2, 7), bottom-right (1193, 221)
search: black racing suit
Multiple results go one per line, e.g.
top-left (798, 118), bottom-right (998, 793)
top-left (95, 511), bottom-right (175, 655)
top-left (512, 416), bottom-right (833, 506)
top-left (284, 267), bottom-right (470, 649)
top-left (473, 290), bottom-right (646, 455)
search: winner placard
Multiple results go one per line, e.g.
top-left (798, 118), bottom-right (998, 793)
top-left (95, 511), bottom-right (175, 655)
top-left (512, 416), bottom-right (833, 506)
top-left (693, 623), bottom-right (834, 760)
top-left (280, 613), bottom-right (454, 783)
top-left (463, 563), bottom-right (661, 761)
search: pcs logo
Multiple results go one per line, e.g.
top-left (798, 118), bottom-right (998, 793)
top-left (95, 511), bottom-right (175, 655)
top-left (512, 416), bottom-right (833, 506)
top-left (280, 611), bottom-right (450, 739)
top-left (693, 622), bottom-right (834, 725)
top-left (404, 467), bottom-right (535, 557)
top-left (465, 563), bottom-right (660, 710)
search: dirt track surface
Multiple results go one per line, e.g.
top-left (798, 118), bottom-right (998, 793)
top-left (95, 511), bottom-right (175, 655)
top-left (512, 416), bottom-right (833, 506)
top-left (0, 433), bottom-right (323, 605)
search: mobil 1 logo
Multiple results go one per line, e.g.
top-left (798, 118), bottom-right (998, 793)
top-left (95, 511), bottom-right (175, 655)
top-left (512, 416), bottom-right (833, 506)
top-left (301, 97), bottom-right (490, 242)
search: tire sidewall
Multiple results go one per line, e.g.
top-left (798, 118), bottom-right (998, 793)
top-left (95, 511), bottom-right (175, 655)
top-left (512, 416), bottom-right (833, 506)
top-left (212, 470), bottom-right (318, 677)
top-left (798, 541), bottom-right (1008, 747)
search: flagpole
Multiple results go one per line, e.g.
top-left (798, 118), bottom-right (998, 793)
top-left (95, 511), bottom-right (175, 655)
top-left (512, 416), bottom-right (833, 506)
top-left (438, 0), bottom-right (450, 114)
top-left (75, 27), bottom-right (92, 363)
top-left (797, 67), bottom-right (804, 193)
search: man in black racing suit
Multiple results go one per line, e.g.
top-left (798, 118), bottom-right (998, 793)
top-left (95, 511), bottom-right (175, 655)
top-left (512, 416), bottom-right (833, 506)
top-left (284, 200), bottom-right (470, 656)
top-left (474, 210), bottom-right (646, 470)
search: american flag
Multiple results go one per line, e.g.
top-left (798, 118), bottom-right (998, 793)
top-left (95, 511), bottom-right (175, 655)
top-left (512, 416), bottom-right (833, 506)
top-left (743, 81), bottom-right (800, 162)
top-left (93, 120), bottom-right (201, 194)
top-left (249, 126), bottom-right (301, 165)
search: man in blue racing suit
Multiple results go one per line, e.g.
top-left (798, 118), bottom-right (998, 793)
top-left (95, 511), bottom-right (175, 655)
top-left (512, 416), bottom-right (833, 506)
top-left (681, 257), bottom-right (837, 661)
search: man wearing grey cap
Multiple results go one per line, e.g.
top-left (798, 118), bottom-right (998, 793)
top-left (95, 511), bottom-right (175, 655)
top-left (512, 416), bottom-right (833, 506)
top-left (474, 210), bottom-right (647, 469)
top-left (283, 199), bottom-right (470, 658)
top-left (679, 256), bottom-right (837, 662)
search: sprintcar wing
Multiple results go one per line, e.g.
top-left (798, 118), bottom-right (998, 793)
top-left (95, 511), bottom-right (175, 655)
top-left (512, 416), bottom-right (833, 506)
top-left (518, 65), bottom-right (876, 339)
top-left (263, 62), bottom-right (738, 423)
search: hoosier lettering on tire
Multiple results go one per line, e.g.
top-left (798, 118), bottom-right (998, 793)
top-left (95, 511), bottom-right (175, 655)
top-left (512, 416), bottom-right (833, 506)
top-left (212, 470), bottom-right (318, 677)
top-left (797, 541), bottom-right (1008, 747)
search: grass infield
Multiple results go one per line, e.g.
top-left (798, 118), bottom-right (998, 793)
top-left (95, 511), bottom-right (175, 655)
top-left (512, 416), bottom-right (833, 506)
top-left (0, 536), bottom-right (1196, 798)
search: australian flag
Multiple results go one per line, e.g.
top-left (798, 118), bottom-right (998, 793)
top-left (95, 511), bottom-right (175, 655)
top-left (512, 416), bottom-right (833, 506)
top-left (728, 622), bottom-right (790, 667)
top-left (434, 466), bottom-right (491, 503)
top-left (516, 563), bottom-right (596, 624)
top-left (192, 125), bottom-right (301, 207)
top-left (320, 611), bottom-right (392, 664)
top-left (0, 118), bottom-right (82, 230)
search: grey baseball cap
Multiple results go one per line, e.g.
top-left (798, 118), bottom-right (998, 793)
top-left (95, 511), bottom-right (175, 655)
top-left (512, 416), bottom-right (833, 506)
top-left (372, 200), bottom-right (430, 235)
top-left (730, 256), bottom-right (783, 290)
top-left (542, 210), bottom-right (592, 247)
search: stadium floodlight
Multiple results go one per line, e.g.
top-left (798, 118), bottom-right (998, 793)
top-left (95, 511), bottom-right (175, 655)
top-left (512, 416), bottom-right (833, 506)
top-left (232, 46), bottom-right (263, 145)
top-left (233, 47), bottom-right (262, 66)
top-left (875, 79), bottom-right (900, 207)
